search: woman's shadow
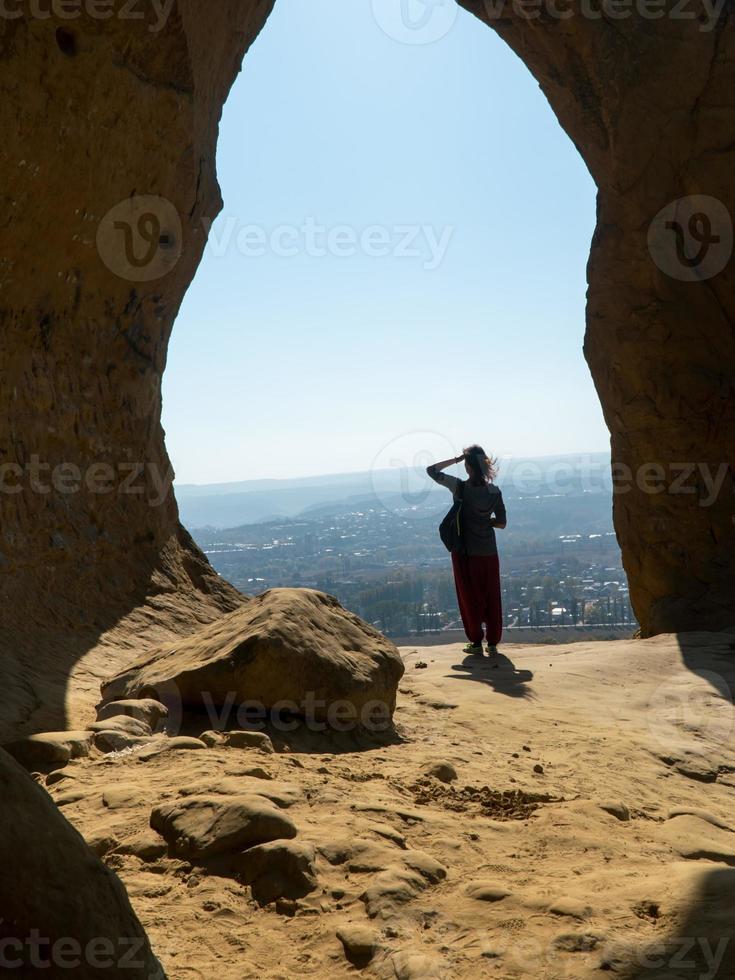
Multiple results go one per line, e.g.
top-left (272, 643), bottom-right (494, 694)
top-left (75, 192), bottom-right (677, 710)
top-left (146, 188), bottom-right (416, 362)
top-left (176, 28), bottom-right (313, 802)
top-left (446, 651), bottom-right (534, 699)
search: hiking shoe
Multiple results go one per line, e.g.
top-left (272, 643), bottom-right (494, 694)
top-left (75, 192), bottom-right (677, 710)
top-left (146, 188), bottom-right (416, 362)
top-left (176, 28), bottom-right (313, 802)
top-left (486, 644), bottom-right (498, 656)
top-left (463, 643), bottom-right (484, 655)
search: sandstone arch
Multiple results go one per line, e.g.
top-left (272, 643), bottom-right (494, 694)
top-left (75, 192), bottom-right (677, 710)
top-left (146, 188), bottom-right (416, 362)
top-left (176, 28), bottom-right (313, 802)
top-left (1, 1), bottom-right (733, 734)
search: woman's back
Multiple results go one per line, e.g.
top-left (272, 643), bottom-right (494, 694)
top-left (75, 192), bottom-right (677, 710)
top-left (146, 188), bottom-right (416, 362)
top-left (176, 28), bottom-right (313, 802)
top-left (456, 480), bottom-right (506, 556)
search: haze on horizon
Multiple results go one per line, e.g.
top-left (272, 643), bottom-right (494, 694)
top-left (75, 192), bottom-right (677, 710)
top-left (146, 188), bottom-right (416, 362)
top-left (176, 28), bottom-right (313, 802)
top-left (162, 0), bottom-right (604, 486)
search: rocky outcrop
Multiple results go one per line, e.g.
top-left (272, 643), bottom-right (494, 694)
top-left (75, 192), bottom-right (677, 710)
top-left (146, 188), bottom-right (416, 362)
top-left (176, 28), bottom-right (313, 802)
top-left (0, 749), bottom-right (164, 978)
top-left (0, 2), bottom-right (274, 736)
top-left (101, 588), bottom-right (405, 725)
top-left (459, 3), bottom-right (735, 633)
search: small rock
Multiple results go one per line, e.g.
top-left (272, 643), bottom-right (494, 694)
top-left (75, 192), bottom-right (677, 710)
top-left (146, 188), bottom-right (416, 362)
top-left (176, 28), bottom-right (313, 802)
top-left (102, 785), bottom-right (141, 810)
top-left (46, 770), bottom-right (77, 787)
top-left (402, 850), bottom-right (447, 884)
top-left (361, 867), bottom-right (428, 918)
top-left (522, 745), bottom-right (531, 752)
top-left (632, 900), bottom-right (660, 921)
top-left (88, 716), bottom-right (152, 737)
top-left (115, 835), bottom-right (169, 862)
top-left (549, 898), bottom-right (593, 920)
top-left (415, 661), bottom-right (428, 669)
top-left (86, 834), bottom-right (119, 858)
top-left (318, 841), bottom-right (352, 866)
top-left (96, 698), bottom-right (168, 730)
top-left (4, 731), bottom-right (94, 768)
top-left (366, 822), bottom-right (406, 848)
top-left (239, 766), bottom-right (272, 780)
top-left (225, 730), bottom-right (274, 753)
top-left (481, 946), bottom-right (504, 959)
top-left (533, 764), bottom-right (544, 774)
top-left (199, 730), bottom-right (226, 747)
top-left (347, 841), bottom-right (393, 874)
top-left (467, 881), bottom-right (511, 902)
top-left (553, 932), bottom-right (603, 952)
top-left (599, 801), bottom-right (630, 822)
top-left (54, 790), bottom-right (87, 807)
top-left (674, 757), bottom-right (719, 783)
top-left (424, 761), bottom-right (457, 783)
top-left (199, 729), bottom-right (275, 753)
top-left (415, 696), bottom-right (457, 710)
top-left (336, 924), bottom-right (378, 965)
top-left (234, 840), bottom-right (317, 904)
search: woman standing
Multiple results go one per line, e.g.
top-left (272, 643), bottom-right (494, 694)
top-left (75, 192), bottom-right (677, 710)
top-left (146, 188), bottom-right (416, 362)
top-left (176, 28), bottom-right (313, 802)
top-left (427, 446), bottom-right (506, 656)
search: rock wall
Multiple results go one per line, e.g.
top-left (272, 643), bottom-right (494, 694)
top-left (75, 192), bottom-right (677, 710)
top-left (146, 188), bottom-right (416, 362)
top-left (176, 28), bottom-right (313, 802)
top-left (460, 2), bottom-right (735, 634)
top-left (1, 0), bottom-right (733, 738)
top-left (0, 1), bottom-right (274, 734)
top-left (0, 749), bottom-right (165, 978)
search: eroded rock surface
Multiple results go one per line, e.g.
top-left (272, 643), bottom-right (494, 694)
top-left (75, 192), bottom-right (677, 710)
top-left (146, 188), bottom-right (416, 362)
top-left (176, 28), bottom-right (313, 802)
top-left (0, 1), bottom-right (274, 737)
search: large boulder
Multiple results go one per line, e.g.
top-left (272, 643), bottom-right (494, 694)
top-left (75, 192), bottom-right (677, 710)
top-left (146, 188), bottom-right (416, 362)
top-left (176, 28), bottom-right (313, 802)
top-left (0, 749), bottom-right (164, 978)
top-left (101, 589), bottom-right (404, 726)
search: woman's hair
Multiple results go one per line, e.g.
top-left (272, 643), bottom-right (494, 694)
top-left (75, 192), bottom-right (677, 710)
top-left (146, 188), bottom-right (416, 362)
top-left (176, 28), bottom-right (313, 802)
top-left (463, 445), bottom-right (498, 486)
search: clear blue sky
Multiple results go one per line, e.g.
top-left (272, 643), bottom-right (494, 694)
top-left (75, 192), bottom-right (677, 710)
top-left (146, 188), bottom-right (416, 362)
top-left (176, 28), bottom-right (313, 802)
top-left (162, 0), bottom-right (604, 484)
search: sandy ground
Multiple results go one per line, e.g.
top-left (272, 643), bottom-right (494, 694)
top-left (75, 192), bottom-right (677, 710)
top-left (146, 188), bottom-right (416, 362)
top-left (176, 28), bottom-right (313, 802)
top-left (45, 632), bottom-right (735, 979)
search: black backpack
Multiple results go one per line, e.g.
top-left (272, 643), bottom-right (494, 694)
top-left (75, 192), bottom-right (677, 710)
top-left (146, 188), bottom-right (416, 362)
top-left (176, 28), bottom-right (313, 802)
top-left (439, 481), bottom-right (465, 553)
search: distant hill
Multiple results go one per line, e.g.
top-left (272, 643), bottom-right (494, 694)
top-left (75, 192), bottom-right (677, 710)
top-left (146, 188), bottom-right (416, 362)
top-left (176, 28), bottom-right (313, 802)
top-left (177, 453), bottom-right (612, 530)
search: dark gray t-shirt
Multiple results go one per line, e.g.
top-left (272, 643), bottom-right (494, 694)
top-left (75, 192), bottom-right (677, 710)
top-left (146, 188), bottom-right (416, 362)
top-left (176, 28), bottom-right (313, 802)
top-left (429, 468), bottom-right (506, 556)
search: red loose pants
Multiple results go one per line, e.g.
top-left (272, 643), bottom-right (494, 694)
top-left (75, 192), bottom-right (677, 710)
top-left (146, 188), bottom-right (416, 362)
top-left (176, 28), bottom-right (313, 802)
top-left (451, 552), bottom-right (503, 646)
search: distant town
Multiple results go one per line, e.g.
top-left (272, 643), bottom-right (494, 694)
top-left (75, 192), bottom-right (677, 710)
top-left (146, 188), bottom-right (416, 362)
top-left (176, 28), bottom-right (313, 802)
top-left (191, 476), bottom-right (636, 641)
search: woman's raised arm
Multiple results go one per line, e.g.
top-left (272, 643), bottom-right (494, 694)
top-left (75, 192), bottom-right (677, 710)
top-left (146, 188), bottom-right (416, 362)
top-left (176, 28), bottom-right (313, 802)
top-left (426, 454), bottom-right (464, 482)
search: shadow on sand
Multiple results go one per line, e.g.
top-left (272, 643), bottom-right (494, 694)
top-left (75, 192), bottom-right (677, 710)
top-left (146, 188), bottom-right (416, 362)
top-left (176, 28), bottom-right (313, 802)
top-left (445, 652), bottom-right (534, 700)
top-left (617, 867), bottom-right (735, 979)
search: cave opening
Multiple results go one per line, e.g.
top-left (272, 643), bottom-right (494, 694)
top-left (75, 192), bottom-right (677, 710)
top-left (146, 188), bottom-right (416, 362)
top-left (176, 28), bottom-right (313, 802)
top-left (160, 0), bottom-right (624, 635)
